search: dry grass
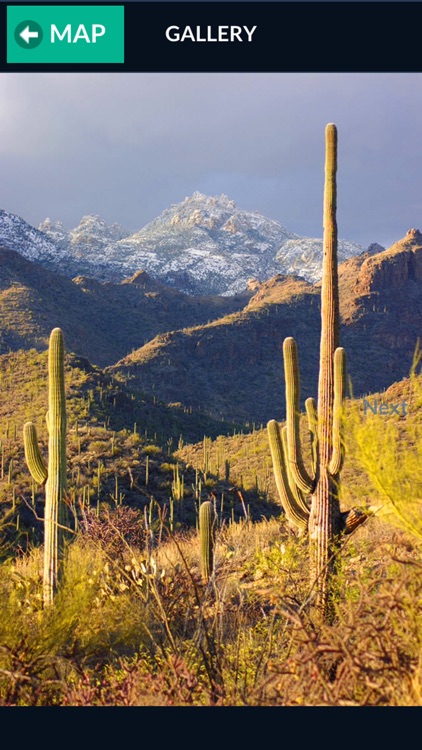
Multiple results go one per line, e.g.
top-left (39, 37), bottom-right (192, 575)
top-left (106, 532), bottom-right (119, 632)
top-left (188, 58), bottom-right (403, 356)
top-left (0, 351), bottom-right (420, 706)
top-left (0, 505), bottom-right (420, 706)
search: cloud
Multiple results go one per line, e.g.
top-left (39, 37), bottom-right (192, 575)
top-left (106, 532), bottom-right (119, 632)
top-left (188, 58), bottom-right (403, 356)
top-left (0, 72), bottom-right (420, 247)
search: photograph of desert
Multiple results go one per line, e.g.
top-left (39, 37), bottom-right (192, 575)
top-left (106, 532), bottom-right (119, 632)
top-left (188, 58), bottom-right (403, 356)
top-left (0, 73), bottom-right (421, 706)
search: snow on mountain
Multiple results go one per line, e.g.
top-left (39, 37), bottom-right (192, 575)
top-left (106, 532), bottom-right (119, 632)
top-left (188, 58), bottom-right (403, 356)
top-left (0, 209), bottom-right (62, 262)
top-left (38, 215), bottom-right (131, 258)
top-left (1, 194), bottom-right (366, 295)
top-left (276, 236), bottom-right (364, 281)
top-left (101, 193), bottom-right (301, 295)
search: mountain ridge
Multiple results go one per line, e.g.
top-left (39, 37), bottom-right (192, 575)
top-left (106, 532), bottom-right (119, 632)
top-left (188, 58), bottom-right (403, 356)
top-left (108, 230), bottom-right (422, 423)
top-left (0, 247), bottom-right (251, 367)
top-left (0, 193), bottom-right (366, 296)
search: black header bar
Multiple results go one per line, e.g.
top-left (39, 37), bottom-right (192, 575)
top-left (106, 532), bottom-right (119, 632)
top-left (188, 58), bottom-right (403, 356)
top-left (2, 2), bottom-right (422, 72)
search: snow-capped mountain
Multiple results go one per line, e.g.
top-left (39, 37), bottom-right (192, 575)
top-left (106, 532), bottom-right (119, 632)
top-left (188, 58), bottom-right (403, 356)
top-left (1, 193), bottom-right (366, 295)
top-left (104, 192), bottom-right (303, 295)
top-left (0, 209), bottom-right (62, 262)
top-left (38, 215), bottom-right (131, 257)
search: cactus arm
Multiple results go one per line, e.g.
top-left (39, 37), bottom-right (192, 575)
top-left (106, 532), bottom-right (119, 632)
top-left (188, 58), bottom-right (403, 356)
top-left (283, 337), bottom-right (316, 494)
top-left (23, 422), bottom-right (48, 485)
top-left (281, 426), bottom-right (311, 516)
top-left (305, 397), bottom-right (318, 478)
top-left (267, 420), bottom-right (309, 532)
top-left (199, 500), bottom-right (215, 583)
top-left (329, 347), bottom-right (347, 476)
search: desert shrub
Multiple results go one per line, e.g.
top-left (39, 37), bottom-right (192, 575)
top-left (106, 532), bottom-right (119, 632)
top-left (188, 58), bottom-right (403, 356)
top-left (349, 373), bottom-right (422, 543)
top-left (142, 445), bottom-right (162, 456)
top-left (78, 505), bottom-right (145, 558)
top-left (62, 652), bottom-right (206, 706)
top-left (262, 558), bottom-right (422, 706)
top-left (0, 536), bottom-right (152, 705)
top-left (0, 502), bottom-right (420, 706)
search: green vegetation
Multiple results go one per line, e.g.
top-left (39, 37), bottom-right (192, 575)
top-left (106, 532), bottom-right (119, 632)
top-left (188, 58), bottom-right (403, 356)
top-left (0, 509), bottom-right (421, 705)
top-left (349, 352), bottom-right (422, 543)
top-left (0, 327), bottom-right (419, 706)
top-left (0, 125), bottom-right (420, 705)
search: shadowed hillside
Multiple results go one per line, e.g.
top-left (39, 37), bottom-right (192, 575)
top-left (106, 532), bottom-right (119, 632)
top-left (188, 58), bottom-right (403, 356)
top-left (110, 232), bottom-right (422, 423)
top-left (0, 248), bottom-right (251, 366)
top-left (109, 276), bottom-right (321, 424)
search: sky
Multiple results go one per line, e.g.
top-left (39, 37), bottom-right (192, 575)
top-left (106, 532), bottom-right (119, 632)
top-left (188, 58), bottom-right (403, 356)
top-left (0, 72), bottom-right (421, 249)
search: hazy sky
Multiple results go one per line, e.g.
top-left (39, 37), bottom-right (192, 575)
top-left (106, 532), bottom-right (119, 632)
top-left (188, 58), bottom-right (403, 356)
top-left (0, 72), bottom-right (421, 249)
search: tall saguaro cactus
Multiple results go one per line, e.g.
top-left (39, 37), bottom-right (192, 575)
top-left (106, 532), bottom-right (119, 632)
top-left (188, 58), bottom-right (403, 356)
top-left (24, 327), bottom-right (69, 607)
top-left (268, 125), bottom-right (366, 619)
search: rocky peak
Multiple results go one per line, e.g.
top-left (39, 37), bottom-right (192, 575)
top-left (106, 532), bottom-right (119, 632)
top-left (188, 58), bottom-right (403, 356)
top-left (246, 278), bottom-right (261, 291)
top-left (71, 215), bottom-right (130, 242)
top-left (122, 269), bottom-right (173, 294)
top-left (146, 192), bottom-right (240, 233)
top-left (126, 270), bottom-right (151, 286)
top-left (364, 242), bottom-right (385, 256)
top-left (405, 228), bottom-right (422, 240)
top-left (72, 275), bottom-right (102, 291)
top-left (40, 214), bottom-right (131, 253)
top-left (39, 217), bottom-right (65, 233)
top-left (185, 191), bottom-right (236, 211)
top-left (38, 217), bottom-right (68, 246)
top-left (357, 230), bottom-right (422, 292)
top-left (77, 214), bottom-right (105, 230)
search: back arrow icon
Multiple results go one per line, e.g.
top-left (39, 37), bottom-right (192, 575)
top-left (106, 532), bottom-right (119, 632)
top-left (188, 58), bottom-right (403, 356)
top-left (19, 26), bottom-right (39, 44)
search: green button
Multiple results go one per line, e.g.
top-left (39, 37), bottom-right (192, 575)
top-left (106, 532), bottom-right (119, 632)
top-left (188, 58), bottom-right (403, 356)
top-left (7, 6), bottom-right (124, 63)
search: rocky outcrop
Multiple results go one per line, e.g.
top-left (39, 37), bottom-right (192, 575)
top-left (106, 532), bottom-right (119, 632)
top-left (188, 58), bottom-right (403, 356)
top-left (358, 229), bottom-right (422, 293)
top-left (365, 242), bottom-right (385, 256)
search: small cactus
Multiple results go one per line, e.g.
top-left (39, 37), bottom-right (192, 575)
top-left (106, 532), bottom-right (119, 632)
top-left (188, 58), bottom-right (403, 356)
top-left (23, 328), bottom-right (69, 607)
top-left (199, 500), bottom-right (215, 583)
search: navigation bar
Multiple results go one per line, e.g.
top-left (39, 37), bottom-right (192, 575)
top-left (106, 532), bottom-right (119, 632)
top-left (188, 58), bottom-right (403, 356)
top-left (2, 2), bottom-right (422, 71)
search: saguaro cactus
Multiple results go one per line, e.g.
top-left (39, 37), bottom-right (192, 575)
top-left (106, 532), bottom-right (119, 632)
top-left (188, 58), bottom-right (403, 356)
top-left (199, 500), bottom-right (215, 583)
top-left (24, 327), bottom-right (69, 607)
top-left (268, 125), bottom-right (366, 619)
